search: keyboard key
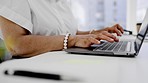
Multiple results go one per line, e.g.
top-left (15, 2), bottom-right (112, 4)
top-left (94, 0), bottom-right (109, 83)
top-left (94, 41), bottom-right (129, 52)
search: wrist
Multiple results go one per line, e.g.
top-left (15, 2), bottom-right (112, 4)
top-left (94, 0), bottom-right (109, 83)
top-left (63, 33), bottom-right (70, 50)
top-left (67, 35), bottom-right (76, 48)
top-left (89, 29), bottom-right (96, 34)
top-left (104, 27), bottom-right (110, 31)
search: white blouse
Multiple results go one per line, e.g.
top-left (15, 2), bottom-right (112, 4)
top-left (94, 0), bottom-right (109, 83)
top-left (0, 0), bottom-right (78, 39)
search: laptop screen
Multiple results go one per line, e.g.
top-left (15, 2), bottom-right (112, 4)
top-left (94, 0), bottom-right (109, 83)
top-left (135, 9), bottom-right (148, 53)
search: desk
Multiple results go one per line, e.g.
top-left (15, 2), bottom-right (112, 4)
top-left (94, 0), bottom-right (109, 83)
top-left (0, 37), bottom-right (148, 83)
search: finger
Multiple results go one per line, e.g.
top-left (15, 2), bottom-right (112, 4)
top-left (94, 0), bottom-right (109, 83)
top-left (114, 38), bottom-right (119, 42)
top-left (102, 31), bottom-right (117, 40)
top-left (116, 24), bottom-right (124, 34)
top-left (114, 28), bottom-right (122, 36)
top-left (112, 24), bottom-right (123, 35)
top-left (98, 35), bottom-right (115, 43)
top-left (89, 37), bottom-right (100, 44)
top-left (105, 32), bottom-right (119, 42)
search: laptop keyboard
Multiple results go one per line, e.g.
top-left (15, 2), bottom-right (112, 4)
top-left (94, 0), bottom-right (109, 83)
top-left (93, 41), bottom-right (129, 52)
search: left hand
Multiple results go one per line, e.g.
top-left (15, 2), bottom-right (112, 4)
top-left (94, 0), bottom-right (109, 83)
top-left (105, 24), bottom-right (124, 36)
top-left (91, 24), bottom-right (124, 42)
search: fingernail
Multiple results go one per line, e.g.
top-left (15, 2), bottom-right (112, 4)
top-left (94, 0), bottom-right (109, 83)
top-left (110, 39), bottom-right (114, 41)
top-left (98, 41), bottom-right (100, 44)
top-left (118, 34), bottom-right (121, 36)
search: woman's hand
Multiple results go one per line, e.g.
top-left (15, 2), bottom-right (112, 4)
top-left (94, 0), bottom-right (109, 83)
top-left (94, 24), bottom-right (124, 35)
top-left (105, 24), bottom-right (124, 36)
top-left (70, 24), bottom-right (124, 48)
top-left (91, 24), bottom-right (124, 42)
top-left (69, 32), bottom-right (119, 48)
top-left (69, 34), bottom-right (100, 48)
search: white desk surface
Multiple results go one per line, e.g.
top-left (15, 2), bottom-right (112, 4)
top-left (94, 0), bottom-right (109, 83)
top-left (0, 36), bottom-right (148, 83)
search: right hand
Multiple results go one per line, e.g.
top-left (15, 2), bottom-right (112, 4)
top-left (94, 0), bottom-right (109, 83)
top-left (70, 30), bottom-right (120, 48)
top-left (72, 34), bottom-right (100, 48)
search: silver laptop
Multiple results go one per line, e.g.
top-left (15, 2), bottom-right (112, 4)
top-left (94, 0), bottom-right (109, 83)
top-left (65, 9), bottom-right (148, 57)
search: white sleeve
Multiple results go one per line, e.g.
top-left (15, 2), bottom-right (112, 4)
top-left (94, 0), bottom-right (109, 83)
top-left (0, 0), bottom-right (33, 36)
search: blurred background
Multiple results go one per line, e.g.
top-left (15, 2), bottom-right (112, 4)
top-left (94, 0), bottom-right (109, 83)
top-left (68, 0), bottom-right (148, 34)
top-left (137, 0), bottom-right (148, 23)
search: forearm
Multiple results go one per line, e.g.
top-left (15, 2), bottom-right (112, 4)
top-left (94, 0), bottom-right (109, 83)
top-left (7, 34), bottom-right (77, 57)
top-left (77, 29), bottom-right (102, 35)
top-left (76, 30), bottom-right (90, 35)
top-left (8, 35), bottom-right (65, 57)
top-left (77, 28), bottom-right (110, 35)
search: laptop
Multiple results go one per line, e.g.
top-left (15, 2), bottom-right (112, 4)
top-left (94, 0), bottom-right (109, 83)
top-left (65, 9), bottom-right (148, 57)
